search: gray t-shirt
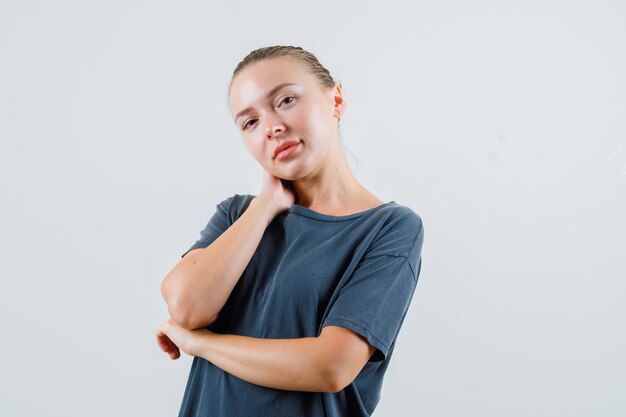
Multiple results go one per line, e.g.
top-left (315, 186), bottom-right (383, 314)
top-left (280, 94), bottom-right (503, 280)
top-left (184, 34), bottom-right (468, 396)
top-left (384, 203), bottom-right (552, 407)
top-left (177, 193), bottom-right (424, 417)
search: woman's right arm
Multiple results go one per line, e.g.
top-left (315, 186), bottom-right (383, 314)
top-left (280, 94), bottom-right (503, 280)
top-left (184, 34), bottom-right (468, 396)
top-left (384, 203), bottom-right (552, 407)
top-left (160, 196), bottom-right (278, 330)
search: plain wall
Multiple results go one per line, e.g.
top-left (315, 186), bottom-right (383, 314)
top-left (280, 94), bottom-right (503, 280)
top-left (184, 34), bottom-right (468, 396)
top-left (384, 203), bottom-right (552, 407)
top-left (1, 1), bottom-right (624, 416)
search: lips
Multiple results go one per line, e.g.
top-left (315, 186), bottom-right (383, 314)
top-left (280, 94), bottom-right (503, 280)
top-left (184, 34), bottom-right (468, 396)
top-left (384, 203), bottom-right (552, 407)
top-left (273, 140), bottom-right (301, 159)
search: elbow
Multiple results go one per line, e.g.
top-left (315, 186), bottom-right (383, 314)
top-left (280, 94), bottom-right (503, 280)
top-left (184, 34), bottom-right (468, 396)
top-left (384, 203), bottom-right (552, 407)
top-left (161, 282), bottom-right (192, 328)
top-left (325, 375), bottom-right (349, 394)
top-left (167, 302), bottom-right (219, 330)
top-left (167, 303), bottom-right (195, 330)
top-left (161, 277), bottom-right (185, 321)
top-left (321, 360), bottom-right (351, 394)
top-left (160, 273), bottom-right (179, 307)
top-left (161, 277), bottom-right (219, 329)
top-left (325, 382), bottom-right (343, 394)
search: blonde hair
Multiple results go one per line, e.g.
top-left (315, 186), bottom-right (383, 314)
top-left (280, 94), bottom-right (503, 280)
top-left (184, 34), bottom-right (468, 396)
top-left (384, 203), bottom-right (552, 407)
top-left (228, 45), bottom-right (341, 98)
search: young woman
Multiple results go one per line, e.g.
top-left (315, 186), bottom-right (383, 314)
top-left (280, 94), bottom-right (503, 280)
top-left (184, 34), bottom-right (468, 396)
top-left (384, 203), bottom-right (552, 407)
top-left (155, 45), bottom-right (425, 417)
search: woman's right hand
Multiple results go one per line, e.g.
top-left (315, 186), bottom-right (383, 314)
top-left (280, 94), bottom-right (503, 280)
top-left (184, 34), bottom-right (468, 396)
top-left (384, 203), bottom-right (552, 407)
top-left (257, 169), bottom-right (296, 217)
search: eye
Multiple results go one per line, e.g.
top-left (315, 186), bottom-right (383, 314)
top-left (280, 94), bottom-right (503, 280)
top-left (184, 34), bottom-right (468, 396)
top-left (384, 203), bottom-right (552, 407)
top-left (242, 119), bottom-right (257, 130)
top-left (241, 97), bottom-right (295, 131)
top-left (280, 96), bottom-right (295, 106)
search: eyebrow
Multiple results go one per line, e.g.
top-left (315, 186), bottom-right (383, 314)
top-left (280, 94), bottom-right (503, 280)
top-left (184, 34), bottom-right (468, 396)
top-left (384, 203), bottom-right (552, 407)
top-left (233, 82), bottom-right (298, 123)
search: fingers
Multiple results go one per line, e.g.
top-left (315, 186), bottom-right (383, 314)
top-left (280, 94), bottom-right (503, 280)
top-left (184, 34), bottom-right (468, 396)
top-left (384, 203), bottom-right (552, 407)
top-left (157, 334), bottom-right (181, 360)
top-left (169, 348), bottom-right (180, 360)
top-left (156, 326), bottom-right (181, 360)
top-left (156, 333), bottom-right (172, 351)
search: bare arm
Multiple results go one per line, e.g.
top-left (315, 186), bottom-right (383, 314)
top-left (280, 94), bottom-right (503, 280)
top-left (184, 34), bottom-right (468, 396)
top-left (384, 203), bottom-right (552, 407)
top-left (193, 325), bottom-right (376, 393)
top-left (156, 320), bottom-right (376, 392)
top-left (161, 196), bottom-right (277, 329)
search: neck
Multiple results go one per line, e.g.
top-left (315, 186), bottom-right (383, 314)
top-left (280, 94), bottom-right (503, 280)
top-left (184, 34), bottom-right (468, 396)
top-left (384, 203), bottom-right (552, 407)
top-left (290, 143), bottom-right (364, 209)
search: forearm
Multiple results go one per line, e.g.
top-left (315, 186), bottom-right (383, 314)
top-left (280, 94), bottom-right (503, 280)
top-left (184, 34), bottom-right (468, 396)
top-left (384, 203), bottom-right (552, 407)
top-left (161, 197), bottom-right (276, 329)
top-left (196, 332), bottom-right (338, 393)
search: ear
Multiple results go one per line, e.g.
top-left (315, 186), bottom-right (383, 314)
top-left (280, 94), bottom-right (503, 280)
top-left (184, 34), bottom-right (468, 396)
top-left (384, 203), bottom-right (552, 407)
top-left (330, 84), bottom-right (346, 120)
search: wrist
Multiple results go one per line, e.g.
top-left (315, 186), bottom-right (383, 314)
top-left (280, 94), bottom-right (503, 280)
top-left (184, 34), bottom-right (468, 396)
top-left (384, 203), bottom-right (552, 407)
top-left (251, 196), bottom-right (279, 225)
top-left (193, 331), bottom-right (216, 360)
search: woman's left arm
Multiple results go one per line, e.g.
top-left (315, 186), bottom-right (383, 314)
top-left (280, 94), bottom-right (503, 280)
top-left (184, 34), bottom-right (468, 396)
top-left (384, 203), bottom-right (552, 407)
top-left (155, 319), bottom-right (375, 393)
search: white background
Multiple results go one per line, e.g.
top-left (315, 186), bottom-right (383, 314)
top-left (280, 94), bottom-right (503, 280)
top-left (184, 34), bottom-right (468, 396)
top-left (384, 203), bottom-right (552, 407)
top-left (1, 1), bottom-right (625, 416)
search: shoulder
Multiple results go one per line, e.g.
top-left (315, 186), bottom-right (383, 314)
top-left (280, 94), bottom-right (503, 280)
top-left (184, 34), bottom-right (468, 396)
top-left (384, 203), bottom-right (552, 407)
top-left (376, 203), bottom-right (424, 242)
top-left (217, 193), bottom-right (256, 224)
top-left (365, 202), bottom-right (424, 263)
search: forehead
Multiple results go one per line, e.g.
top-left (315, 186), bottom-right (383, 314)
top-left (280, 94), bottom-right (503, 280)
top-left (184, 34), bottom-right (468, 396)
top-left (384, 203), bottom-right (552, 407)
top-left (229, 57), bottom-right (315, 114)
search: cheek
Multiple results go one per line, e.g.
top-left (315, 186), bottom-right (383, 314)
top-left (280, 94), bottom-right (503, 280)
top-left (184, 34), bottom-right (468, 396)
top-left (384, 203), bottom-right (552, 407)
top-left (244, 136), bottom-right (262, 152)
top-left (244, 139), bottom-right (268, 164)
top-left (306, 106), bottom-right (332, 136)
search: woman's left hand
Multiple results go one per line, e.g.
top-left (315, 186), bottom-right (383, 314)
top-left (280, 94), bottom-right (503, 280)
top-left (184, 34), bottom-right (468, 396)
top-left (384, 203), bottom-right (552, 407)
top-left (155, 318), bottom-right (213, 360)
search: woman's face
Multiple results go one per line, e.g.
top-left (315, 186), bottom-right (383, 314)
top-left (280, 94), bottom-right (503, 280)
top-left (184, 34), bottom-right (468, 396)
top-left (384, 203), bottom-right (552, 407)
top-left (229, 56), bottom-right (345, 180)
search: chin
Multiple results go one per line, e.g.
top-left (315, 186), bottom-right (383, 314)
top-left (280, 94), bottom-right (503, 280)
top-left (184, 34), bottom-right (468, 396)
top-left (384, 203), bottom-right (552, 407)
top-left (277, 163), bottom-right (313, 181)
top-left (272, 172), bottom-right (297, 181)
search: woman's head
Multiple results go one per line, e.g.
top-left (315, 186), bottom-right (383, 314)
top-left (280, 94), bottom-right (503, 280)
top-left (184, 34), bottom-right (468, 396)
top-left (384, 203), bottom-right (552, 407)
top-left (228, 46), bottom-right (347, 181)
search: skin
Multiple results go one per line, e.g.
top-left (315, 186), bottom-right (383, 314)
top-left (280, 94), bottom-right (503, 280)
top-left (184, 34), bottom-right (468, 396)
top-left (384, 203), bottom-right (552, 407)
top-left (155, 55), bottom-right (384, 393)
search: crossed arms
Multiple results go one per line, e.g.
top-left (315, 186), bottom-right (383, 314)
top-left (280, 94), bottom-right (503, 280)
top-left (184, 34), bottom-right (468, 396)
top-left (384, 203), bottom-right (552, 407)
top-left (156, 196), bottom-right (375, 393)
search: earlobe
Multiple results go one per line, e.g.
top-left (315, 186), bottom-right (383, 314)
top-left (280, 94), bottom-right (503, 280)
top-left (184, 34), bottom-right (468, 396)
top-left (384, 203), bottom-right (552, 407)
top-left (334, 100), bottom-right (345, 120)
top-left (331, 84), bottom-right (346, 120)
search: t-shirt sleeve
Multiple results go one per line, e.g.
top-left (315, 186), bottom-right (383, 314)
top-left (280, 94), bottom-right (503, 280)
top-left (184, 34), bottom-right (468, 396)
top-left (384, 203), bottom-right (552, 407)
top-left (181, 196), bottom-right (233, 259)
top-left (321, 210), bottom-right (424, 362)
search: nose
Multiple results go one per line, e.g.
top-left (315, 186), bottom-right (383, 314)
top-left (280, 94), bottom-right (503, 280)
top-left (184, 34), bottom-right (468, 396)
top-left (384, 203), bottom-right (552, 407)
top-left (264, 114), bottom-right (286, 138)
